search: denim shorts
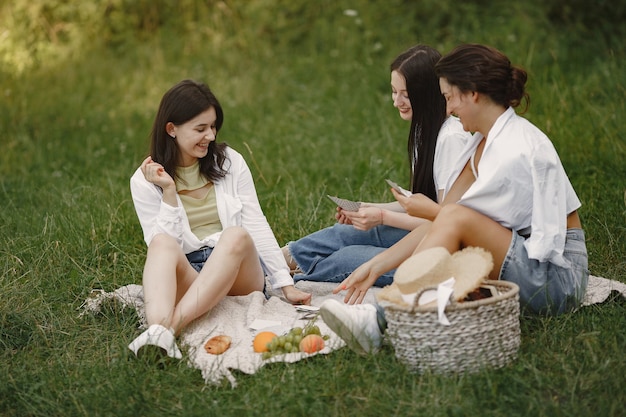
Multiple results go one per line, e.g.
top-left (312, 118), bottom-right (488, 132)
top-left (186, 247), bottom-right (214, 272)
top-left (185, 247), bottom-right (268, 297)
top-left (499, 228), bottom-right (589, 315)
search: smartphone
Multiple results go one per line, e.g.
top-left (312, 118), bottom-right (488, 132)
top-left (385, 179), bottom-right (412, 197)
top-left (326, 195), bottom-right (361, 212)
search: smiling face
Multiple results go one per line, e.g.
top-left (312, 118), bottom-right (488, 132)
top-left (167, 107), bottom-right (217, 167)
top-left (439, 77), bottom-right (476, 132)
top-left (391, 70), bottom-right (412, 121)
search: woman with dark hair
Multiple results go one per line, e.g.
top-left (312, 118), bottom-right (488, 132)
top-left (128, 80), bottom-right (311, 360)
top-left (392, 45), bottom-right (447, 202)
top-left (321, 44), bottom-right (588, 355)
top-left (282, 45), bottom-right (469, 287)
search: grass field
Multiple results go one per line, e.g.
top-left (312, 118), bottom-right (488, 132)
top-left (1, 1), bottom-right (625, 416)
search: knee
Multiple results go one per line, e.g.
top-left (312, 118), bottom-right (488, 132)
top-left (148, 233), bottom-right (179, 252)
top-left (220, 226), bottom-right (254, 254)
top-left (435, 204), bottom-right (473, 227)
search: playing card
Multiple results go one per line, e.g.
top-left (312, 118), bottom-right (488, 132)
top-left (326, 195), bottom-right (361, 212)
top-left (385, 179), bottom-right (412, 197)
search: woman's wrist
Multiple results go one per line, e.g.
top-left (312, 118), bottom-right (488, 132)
top-left (161, 186), bottom-right (178, 207)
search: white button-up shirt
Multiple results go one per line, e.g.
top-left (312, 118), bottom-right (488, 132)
top-left (434, 116), bottom-right (471, 193)
top-left (442, 107), bottom-right (581, 267)
top-left (130, 146), bottom-right (294, 289)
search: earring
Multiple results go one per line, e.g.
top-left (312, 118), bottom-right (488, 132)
top-left (169, 133), bottom-right (176, 139)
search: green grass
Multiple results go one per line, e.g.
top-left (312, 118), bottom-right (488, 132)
top-left (1, 1), bottom-right (625, 416)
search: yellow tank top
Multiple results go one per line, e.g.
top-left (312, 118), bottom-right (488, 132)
top-left (175, 162), bottom-right (223, 240)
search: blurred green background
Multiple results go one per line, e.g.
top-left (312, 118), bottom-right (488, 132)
top-left (1, 1), bottom-right (624, 416)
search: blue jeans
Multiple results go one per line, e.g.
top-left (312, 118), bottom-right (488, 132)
top-left (499, 228), bottom-right (589, 315)
top-left (287, 223), bottom-right (410, 287)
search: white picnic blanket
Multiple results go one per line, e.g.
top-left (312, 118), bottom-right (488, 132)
top-left (80, 280), bottom-right (380, 386)
top-left (80, 275), bottom-right (626, 386)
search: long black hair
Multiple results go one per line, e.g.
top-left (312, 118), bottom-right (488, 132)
top-left (149, 79), bottom-right (229, 183)
top-left (391, 45), bottom-right (447, 201)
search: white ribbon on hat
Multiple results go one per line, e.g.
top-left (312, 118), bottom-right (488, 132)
top-left (434, 277), bottom-right (455, 325)
top-left (401, 277), bottom-right (456, 325)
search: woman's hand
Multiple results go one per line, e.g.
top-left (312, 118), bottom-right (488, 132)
top-left (281, 285), bottom-right (312, 305)
top-left (140, 156), bottom-right (175, 190)
top-left (335, 207), bottom-right (353, 224)
top-left (340, 205), bottom-right (384, 231)
top-left (392, 189), bottom-right (440, 220)
top-left (332, 260), bottom-right (382, 304)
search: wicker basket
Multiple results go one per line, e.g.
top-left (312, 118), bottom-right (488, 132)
top-left (379, 280), bottom-right (520, 374)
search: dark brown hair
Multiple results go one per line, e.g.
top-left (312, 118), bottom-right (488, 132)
top-left (435, 44), bottom-right (530, 113)
top-left (391, 45), bottom-right (446, 200)
top-left (149, 79), bottom-right (228, 182)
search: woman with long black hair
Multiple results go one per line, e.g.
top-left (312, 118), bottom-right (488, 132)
top-left (283, 44), bottom-right (469, 288)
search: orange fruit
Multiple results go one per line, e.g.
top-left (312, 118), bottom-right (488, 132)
top-left (299, 334), bottom-right (325, 354)
top-left (253, 331), bottom-right (277, 353)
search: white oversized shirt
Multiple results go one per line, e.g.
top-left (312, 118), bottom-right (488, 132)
top-left (434, 116), bottom-right (470, 193)
top-left (442, 107), bottom-right (581, 267)
top-left (130, 146), bottom-right (294, 289)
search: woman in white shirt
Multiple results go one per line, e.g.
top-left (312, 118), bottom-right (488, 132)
top-left (283, 45), bottom-right (469, 288)
top-left (332, 44), bottom-right (588, 316)
top-left (128, 80), bottom-right (311, 360)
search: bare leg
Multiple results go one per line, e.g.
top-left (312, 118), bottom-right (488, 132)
top-left (415, 204), bottom-right (512, 279)
top-left (170, 226), bottom-right (264, 333)
top-left (142, 233), bottom-right (197, 330)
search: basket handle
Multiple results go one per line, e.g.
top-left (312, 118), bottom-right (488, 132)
top-left (410, 285), bottom-right (458, 312)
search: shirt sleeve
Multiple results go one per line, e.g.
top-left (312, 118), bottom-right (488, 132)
top-left (130, 168), bottom-right (185, 248)
top-left (434, 129), bottom-right (469, 198)
top-left (231, 154), bottom-right (295, 289)
top-left (523, 141), bottom-right (570, 267)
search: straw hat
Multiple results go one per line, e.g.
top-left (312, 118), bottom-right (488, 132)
top-left (383, 246), bottom-right (494, 306)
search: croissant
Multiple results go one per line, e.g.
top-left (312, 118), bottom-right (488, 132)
top-left (204, 335), bottom-right (232, 355)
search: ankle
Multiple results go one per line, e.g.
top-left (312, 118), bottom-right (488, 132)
top-left (282, 245), bottom-right (297, 270)
top-left (373, 304), bottom-right (387, 333)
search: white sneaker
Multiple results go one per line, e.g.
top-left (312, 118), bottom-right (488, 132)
top-left (128, 324), bottom-right (182, 360)
top-left (320, 299), bottom-right (383, 355)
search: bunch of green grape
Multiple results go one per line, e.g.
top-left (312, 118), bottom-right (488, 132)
top-left (261, 321), bottom-right (329, 360)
